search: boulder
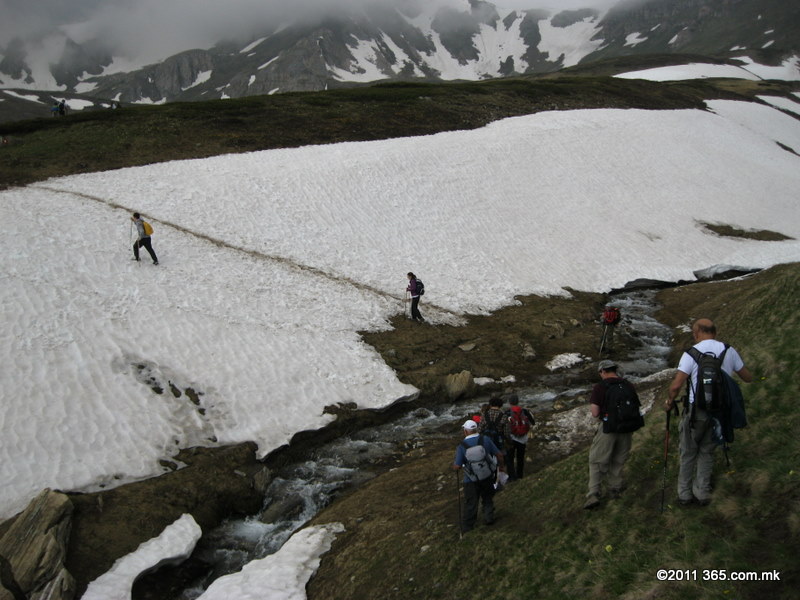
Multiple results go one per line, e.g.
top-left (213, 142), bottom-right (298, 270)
top-left (443, 371), bottom-right (475, 401)
top-left (522, 343), bottom-right (536, 361)
top-left (0, 489), bottom-right (75, 600)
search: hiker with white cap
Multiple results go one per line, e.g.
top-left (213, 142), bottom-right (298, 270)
top-left (453, 419), bottom-right (506, 533)
top-left (583, 359), bottom-right (644, 509)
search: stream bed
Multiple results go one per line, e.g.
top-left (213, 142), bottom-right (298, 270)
top-left (139, 289), bottom-right (674, 599)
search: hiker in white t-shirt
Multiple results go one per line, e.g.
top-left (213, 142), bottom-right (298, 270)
top-left (665, 318), bottom-right (752, 506)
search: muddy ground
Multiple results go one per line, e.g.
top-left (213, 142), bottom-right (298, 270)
top-left (361, 288), bottom-right (635, 398)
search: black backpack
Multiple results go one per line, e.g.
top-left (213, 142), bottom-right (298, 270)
top-left (686, 345), bottom-right (747, 444)
top-left (482, 411), bottom-right (505, 449)
top-left (416, 278), bottom-right (425, 296)
top-left (602, 379), bottom-right (644, 434)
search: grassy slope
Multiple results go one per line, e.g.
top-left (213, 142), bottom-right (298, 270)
top-left (4, 74), bottom-right (796, 190)
top-left (307, 263), bottom-right (800, 600)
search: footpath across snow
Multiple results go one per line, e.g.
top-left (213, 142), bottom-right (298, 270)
top-left (2, 99), bottom-right (800, 597)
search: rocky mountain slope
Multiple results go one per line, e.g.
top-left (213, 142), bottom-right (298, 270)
top-left (0, 0), bottom-right (798, 121)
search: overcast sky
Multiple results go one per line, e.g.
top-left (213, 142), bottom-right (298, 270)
top-left (0, 0), bottom-right (623, 56)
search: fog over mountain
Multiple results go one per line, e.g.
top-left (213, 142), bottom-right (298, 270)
top-left (1, 0), bottom-right (622, 55)
top-left (1, 0), bottom-right (797, 123)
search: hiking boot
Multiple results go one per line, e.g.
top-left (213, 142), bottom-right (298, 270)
top-left (583, 494), bottom-right (601, 510)
top-left (153, 261), bottom-right (159, 265)
top-left (133, 257), bottom-right (140, 261)
top-left (696, 497), bottom-right (711, 507)
top-left (677, 497), bottom-right (694, 506)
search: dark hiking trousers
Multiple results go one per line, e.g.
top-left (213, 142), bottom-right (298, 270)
top-left (410, 296), bottom-right (422, 320)
top-left (134, 237), bottom-right (158, 263)
top-left (462, 479), bottom-right (495, 532)
top-left (507, 440), bottom-right (527, 479)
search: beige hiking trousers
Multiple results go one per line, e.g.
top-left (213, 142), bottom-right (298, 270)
top-left (677, 408), bottom-right (717, 502)
top-left (587, 425), bottom-right (632, 497)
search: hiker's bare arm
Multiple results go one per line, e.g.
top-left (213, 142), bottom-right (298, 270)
top-left (736, 366), bottom-right (753, 383)
top-left (666, 370), bottom-right (689, 410)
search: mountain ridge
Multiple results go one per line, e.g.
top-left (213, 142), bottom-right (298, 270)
top-left (0, 0), bottom-right (798, 123)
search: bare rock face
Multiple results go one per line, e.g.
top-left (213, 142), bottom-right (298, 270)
top-left (0, 489), bottom-right (75, 600)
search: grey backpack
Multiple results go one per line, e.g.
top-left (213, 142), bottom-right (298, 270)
top-left (461, 435), bottom-right (497, 482)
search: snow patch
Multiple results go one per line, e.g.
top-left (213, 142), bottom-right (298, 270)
top-left (615, 63), bottom-right (760, 82)
top-left (183, 70), bottom-right (212, 90)
top-left (538, 17), bottom-right (604, 68)
top-left (82, 514), bottom-right (202, 600)
top-left (2, 90), bottom-right (45, 103)
top-left (196, 523), bottom-right (344, 600)
top-left (756, 95), bottom-right (800, 117)
top-left (624, 32), bottom-right (648, 47)
top-left (546, 353), bottom-right (589, 372)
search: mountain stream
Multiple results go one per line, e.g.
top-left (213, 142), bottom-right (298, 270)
top-left (135, 289), bottom-right (673, 599)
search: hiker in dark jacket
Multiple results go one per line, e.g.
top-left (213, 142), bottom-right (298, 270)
top-left (584, 360), bottom-right (640, 509)
top-left (406, 272), bottom-right (424, 322)
top-left (665, 318), bottom-right (751, 506)
top-left (478, 395), bottom-right (510, 459)
top-left (131, 212), bottom-right (159, 265)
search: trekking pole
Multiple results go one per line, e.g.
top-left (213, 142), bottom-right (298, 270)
top-left (456, 470), bottom-right (463, 539)
top-left (599, 323), bottom-right (608, 354)
top-left (660, 404), bottom-right (678, 513)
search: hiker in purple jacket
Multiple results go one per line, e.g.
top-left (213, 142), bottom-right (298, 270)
top-left (406, 272), bottom-right (424, 322)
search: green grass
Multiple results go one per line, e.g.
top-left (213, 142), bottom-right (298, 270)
top-left (5, 74), bottom-right (791, 190)
top-left (309, 263), bottom-right (800, 600)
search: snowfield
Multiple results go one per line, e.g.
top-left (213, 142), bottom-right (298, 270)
top-left (2, 98), bottom-right (800, 598)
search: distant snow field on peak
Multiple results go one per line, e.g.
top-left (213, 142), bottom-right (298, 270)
top-left (615, 55), bottom-right (800, 82)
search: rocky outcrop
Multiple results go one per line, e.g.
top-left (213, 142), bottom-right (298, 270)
top-left (64, 442), bottom-right (267, 597)
top-left (443, 370), bottom-right (476, 401)
top-left (0, 443), bottom-right (270, 600)
top-left (0, 489), bottom-right (75, 600)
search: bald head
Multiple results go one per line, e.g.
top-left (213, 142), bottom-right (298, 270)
top-left (692, 318), bottom-right (717, 339)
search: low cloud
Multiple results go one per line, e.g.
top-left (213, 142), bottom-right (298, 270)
top-left (1, 0), bottom-right (625, 61)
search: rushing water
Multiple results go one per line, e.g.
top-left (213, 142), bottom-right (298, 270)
top-left (160, 290), bottom-right (673, 599)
